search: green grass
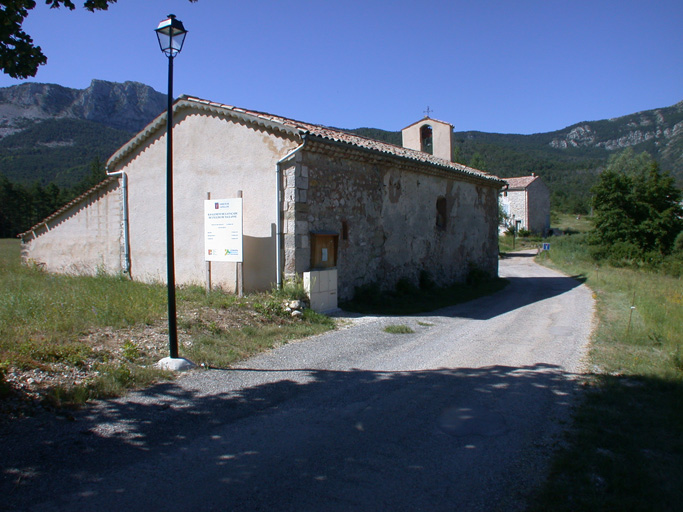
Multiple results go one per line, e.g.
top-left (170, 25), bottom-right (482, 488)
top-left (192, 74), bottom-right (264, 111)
top-left (0, 239), bottom-right (334, 410)
top-left (184, 309), bottom-right (334, 368)
top-left (498, 231), bottom-right (544, 253)
top-left (383, 324), bottom-right (415, 334)
top-left (552, 212), bottom-right (594, 234)
top-left (499, 213), bottom-right (593, 254)
top-left (528, 229), bottom-right (683, 511)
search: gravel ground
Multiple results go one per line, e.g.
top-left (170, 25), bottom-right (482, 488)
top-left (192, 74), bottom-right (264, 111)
top-left (0, 251), bottom-right (595, 511)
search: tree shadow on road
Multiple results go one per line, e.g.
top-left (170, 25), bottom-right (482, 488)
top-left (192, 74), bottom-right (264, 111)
top-left (2, 362), bottom-right (584, 511)
top-left (422, 274), bottom-right (587, 321)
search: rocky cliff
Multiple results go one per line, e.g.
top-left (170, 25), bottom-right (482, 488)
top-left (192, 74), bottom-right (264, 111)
top-left (548, 101), bottom-right (683, 172)
top-left (0, 79), bottom-right (167, 138)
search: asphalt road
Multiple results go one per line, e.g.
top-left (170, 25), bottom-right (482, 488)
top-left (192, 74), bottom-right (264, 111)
top-left (1, 251), bottom-right (595, 512)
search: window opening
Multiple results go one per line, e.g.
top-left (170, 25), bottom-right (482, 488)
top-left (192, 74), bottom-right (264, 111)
top-left (420, 125), bottom-right (433, 155)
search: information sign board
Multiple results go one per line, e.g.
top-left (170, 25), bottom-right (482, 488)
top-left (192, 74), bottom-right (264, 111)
top-left (204, 198), bottom-right (243, 262)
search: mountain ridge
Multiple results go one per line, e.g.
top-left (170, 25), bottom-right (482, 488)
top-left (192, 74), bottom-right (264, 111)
top-left (0, 79), bottom-right (167, 136)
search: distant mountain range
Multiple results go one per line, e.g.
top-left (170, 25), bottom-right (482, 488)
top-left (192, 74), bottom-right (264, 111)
top-left (0, 80), bottom-right (166, 187)
top-left (0, 79), bottom-right (681, 213)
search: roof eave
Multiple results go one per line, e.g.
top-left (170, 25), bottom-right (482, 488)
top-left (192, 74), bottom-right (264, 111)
top-left (306, 133), bottom-right (505, 187)
top-left (106, 96), bottom-right (306, 172)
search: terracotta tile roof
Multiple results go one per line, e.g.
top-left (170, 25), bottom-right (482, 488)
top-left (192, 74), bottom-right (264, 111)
top-left (504, 175), bottom-right (539, 189)
top-left (107, 96), bottom-right (504, 186)
top-left (401, 116), bottom-right (453, 130)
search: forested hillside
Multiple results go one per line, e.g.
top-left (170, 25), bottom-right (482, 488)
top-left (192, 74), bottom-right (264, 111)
top-left (0, 118), bottom-right (132, 187)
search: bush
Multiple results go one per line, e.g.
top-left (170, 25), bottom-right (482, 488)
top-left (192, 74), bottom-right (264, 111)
top-left (272, 277), bottom-right (307, 302)
top-left (660, 253), bottom-right (683, 277)
top-left (673, 231), bottom-right (683, 253)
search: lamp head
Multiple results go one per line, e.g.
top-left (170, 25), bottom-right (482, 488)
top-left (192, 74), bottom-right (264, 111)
top-left (156, 14), bottom-right (187, 57)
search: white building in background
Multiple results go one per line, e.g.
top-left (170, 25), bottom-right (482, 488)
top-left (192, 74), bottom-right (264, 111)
top-left (499, 174), bottom-right (550, 236)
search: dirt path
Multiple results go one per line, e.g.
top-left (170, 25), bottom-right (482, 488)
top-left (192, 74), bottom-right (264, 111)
top-left (1, 251), bottom-right (595, 511)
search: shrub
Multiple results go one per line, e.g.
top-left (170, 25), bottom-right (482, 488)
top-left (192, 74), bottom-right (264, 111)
top-left (660, 253), bottom-right (683, 278)
top-left (272, 277), bottom-right (307, 302)
top-left (673, 231), bottom-right (683, 253)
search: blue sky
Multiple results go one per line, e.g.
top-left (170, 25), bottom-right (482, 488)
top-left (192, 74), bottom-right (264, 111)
top-left (1, 0), bottom-right (681, 134)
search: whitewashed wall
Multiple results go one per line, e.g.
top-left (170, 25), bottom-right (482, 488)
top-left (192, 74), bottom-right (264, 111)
top-left (21, 179), bottom-right (123, 275)
top-left (113, 108), bottom-right (300, 291)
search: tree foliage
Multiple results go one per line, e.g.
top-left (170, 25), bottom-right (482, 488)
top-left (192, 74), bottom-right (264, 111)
top-left (590, 148), bottom-right (683, 262)
top-left (0, 156), bottom-right (105, 237)
top-left (0, 0), bottom-right (196, 79)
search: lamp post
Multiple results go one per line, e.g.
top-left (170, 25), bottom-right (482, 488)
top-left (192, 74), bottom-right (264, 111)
top-left (156, 14), bottom-right (187, 361)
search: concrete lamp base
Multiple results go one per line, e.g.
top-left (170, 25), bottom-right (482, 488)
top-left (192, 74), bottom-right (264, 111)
top-left (157, 357), bottom-right (195, 371)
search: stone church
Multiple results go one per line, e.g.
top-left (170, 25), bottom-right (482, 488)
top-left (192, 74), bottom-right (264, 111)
top-left (20, 97), bottom-right (504, 305)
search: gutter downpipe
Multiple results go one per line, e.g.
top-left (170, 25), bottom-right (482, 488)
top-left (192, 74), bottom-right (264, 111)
top-left (275, 133), bottom-right (308, 289)
top-left (106, 169), bottom-right (131, 275)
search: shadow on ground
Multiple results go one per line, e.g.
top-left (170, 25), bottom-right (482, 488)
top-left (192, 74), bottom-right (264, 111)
top-left (2, 362), bottom-right (583, 511)
top-left (444, 275), bottom-right (586, 321)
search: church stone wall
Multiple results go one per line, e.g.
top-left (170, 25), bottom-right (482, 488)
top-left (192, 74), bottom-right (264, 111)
top-left (289, 148), bottom-right (499, 301)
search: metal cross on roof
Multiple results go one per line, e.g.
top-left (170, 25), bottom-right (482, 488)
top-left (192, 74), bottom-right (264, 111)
top-left (424, 106), bottom-right (433, 118)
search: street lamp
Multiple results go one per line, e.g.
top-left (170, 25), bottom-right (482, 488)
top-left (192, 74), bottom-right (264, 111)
top-left (156, 14), bottom-right (187, 363)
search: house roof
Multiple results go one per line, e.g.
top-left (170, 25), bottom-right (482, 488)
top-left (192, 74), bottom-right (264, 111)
top-left (107, 96), bottom-right (503, 186)
top-left (401, 116), bottom-right (454, 131)
top-left (504, 175), bottom-right (540, 190)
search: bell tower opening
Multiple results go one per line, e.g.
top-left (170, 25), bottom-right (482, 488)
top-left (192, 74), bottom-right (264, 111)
top-left (402, 117), bottom-right (454, 162)
top-left (420, 124), bottom-right (433, 155)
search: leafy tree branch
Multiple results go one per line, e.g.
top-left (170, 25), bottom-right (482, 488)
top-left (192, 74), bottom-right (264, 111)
top-left (0, 0), bottom-right (196, 79)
